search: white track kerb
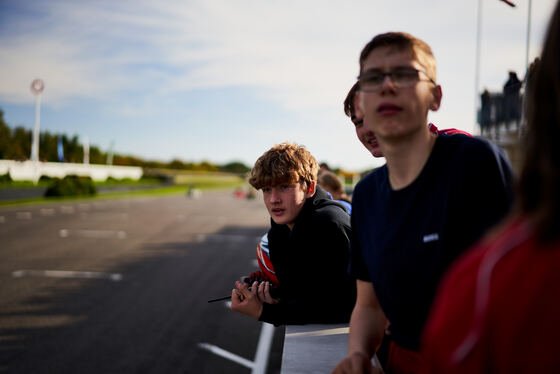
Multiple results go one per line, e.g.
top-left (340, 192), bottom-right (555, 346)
top-left (198, 322), bottom-right (275, 374)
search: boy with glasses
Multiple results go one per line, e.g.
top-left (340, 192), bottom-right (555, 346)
top-left (231, 142), bottom-right (356, 325)
top-left (332, 32), bottom-right (513, 374)
top-left (343, 81), bottom-right (474, 372)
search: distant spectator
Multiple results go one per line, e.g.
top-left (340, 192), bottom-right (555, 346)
top-left (503, 70), bottom-right (522, 126)
top-left (234, 187), bottom-right (245, 198)
top-left (318, 162), bottom-right (331, 176)
top-left (480, 88), bottom-right (491, 132)
top-left (423, 3), bottom-right (560, 372)
top-left (318, 170), bottom-right (352, 214)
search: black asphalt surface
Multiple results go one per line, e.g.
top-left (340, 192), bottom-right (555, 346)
top-left (0, 186), bottom-right (48, 201)
top-left (0, 190), bottom-right (285, 373)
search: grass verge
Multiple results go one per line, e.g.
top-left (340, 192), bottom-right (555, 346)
top-left (0, 181), bottom-right (245, 207)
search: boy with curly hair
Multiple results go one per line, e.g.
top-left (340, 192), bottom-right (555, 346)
top-left (231, 142), bottom-right (356, 325)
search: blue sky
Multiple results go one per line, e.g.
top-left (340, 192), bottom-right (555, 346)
top-left (0, 0), bottom-right (556, 171)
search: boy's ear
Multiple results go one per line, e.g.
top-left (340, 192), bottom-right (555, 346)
top-left (430, 85), bottom-right (443, 111)
top-left (306, 181), bottom-right (316, 198)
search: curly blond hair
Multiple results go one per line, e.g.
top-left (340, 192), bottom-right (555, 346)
top-left (249, 142), bottom-right (319, 190)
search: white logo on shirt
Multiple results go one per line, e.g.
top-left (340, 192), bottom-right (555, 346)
top-left (423, 233), bottom-right (439, 243)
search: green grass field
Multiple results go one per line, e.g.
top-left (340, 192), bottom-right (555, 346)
top-left (0, 172), bottom-right (248, 207)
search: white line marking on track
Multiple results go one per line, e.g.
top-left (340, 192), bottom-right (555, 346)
top-left (198, 322), bottom-right (274, 374)
top-left (60, 206), bottom-right (75, 214)
top-left (213, 234), bottom-right (248, 242)
top-left (204, 234), bottom-right (257, 242)
top-left (198, 343), bottom-right (254, 369)
top-left (77, 204), bottom-right (90, 211)
top-left (78, 212), bottom-right (129, 220)
top-left (189, 234), bottom-right (262, 244)
top-left (12, 269), bottom-right (123, 281)
top-left (59, 229), bottom-right (127, 239)
top-left (40, 208), bottom-right (56, 216)
top-left (252, 323), bottom-right (275, 373)
top-left (16, 212), bottom-right (32, 220)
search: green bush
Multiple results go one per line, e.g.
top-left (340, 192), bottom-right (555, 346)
top-left (0, 173), bottom-right (12, 184)
top-left (44, 175), bottom-right (97, 197)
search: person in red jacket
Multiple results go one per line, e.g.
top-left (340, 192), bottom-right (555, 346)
top-left (423, 2), bottom-right (560, 372)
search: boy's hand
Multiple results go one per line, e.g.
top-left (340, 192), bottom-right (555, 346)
top-left (258, 281), bottom-right (280, 304)
top-left (231, 281), bottom-right (264, 319)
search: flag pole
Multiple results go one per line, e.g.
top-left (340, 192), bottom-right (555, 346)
top-left (30, 79), bottom-right (44, 184)
top-left (474, 0), bottom-right (483, 133)
top-left (525, 0), bottom-right (532, 72)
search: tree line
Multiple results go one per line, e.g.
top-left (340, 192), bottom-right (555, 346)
top-left (0, 109), bottom-right (250, 174)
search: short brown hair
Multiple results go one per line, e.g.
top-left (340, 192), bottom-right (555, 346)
top-left (249, 142), bottom-right (319, 190)
top-left (318, 170), bottom-right (344, 195)
top-left (344, 82), bottom-right (360, 118)
top-left (359, 32), bottom-right (437, 82)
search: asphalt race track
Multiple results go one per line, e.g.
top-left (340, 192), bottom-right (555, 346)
top-left (0, 190), bottom-right (285, 373)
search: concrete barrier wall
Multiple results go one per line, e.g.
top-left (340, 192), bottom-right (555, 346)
top-left (0, 160), bottom-right (143, 182)
top-left (281, 324), bottom-right (384, 373)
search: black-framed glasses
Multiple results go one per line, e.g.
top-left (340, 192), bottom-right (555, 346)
top-left (357, 67), bottom-right (436, 92)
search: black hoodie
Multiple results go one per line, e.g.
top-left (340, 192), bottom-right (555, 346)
top-left (259, 186), bottom-right (356, 325)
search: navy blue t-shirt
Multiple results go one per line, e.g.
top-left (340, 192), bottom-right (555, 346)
top-left (349, 134), bottom-right (514, 351)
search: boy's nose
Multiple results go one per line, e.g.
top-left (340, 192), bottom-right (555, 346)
top-left (269, 191), bottom-right (281, 203)
top-left (380, 74), bottom-right (397, 92)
